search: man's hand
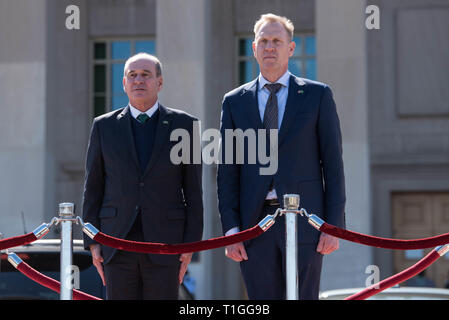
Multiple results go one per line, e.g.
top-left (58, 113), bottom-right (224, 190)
top-left (89, 244), bottom-right (106, 286)
top-left (316, 233), bottom-right (339, 255)
top-left (224, 227), bottom-right (248, 262)
top-left (179, 253), bottom-right (193, 284)
top-left (225, 242), bottom-right (248, 262)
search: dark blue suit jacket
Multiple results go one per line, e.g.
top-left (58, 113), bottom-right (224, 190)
top-left (217, 75), bottom-right (346, 244)
top-left (82, 104), bottom-right (203, 265)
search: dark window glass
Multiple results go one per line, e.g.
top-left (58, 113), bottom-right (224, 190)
top-left (92, 39), bottom-right (156, 116)
top-left (94, 65), bottom-right (106, 93)
top-left (94, 96), bottom-right (106, 117)
top-left (239, 38), bottom-right (253, 56)
top-left (94, 42), bottom-right (106, 60)
top-left (237, 35), bottom-right (316, 84)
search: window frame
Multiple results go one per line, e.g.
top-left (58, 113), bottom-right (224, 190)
top-left (89, 36), bottom-right (156, 118)
top-left (235, 32), bottom-right (316, 86)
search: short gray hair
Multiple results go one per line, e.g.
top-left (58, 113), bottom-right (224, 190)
top-left (253, 13), bottom-right (294, 41)
top-left (123, 53), bottom-right (162, 77)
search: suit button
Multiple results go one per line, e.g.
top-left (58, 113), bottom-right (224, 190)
top-left (139, 182), bottom-right (144, 187)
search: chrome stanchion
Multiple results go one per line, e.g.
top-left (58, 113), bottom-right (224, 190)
top-left (59, 202), bottom-right (75, 300)
top-left (283, 194), bottom-right (299, 300)
top-left (0, 232), bottom-right (3, 271)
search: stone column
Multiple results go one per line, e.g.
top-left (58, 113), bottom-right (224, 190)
top-left (316, 0), bottom-right (372, 290)
top-left (156, 0), bottom-right (212, 299)
top-left (0, 0), bottom-right (47, 236)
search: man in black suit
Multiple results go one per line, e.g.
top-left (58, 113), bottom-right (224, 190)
top-left (217, 13), bottom-right (346, 299)
top-left (82, 53), bottom-right (203, 299)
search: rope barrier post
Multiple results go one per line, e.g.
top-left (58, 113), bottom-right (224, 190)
top-left (59, 202), bottom-right (75, 300)
top-left (0, 232), bottom-right (3, 271)
top-left (283, 194), bottom-right (300, 300)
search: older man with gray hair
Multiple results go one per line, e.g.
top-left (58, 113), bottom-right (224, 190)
top-left (82, 53), bottom-right (203, 299)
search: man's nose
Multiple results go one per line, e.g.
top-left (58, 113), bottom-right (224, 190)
top-left (134, 74), bottom-right (144, 82)
top-left (265, 41), bottom-right (275, 50)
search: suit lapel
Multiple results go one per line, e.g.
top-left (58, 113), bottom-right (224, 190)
top-left (142, 104), bottom-right (172, 177)
top-left (117, 105), bottom-right (141, 172)
top-left (278, 75), bottom-right (308, 145)
top-left (242, 79), bottom-right (264, 130)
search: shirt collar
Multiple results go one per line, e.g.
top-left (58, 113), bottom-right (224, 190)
top-left (258, 70), bottom-right (291, 91)
top-left (129, 100), bottom-right (159, 119)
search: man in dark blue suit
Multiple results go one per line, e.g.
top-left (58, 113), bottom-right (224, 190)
top-left (217, 13), bottom-right (346, 300)
top-left (83, 53), bottom-right (203, 299)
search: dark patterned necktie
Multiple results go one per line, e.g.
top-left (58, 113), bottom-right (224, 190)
top-left (137, 113), bottom-right (150, 123)
top-left (263, 83), bottom-right (282, 192)
top-left (263, 83), bottom-right (283, 130)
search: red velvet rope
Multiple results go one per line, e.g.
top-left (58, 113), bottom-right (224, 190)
top-left (320, 222), bottom-right (449, 250)
top-left (345, 249), bottom-right (441, 300)
top-left (0, 233), bottom-right (37, 250)
top-left (93, 225), bottom-right (264, 254)
top-left (16, 261), bottom-right (101, 300)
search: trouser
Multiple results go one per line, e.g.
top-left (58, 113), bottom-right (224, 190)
top-left (104, 250), bottom-right (180, 300)
top-left (240, 204), bottom-right (323, 300)
top-left (103, 214), bottom-right (180, 300)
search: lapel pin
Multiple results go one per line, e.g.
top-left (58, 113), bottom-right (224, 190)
top-left (163, 120), bottom-right (169, 125)
top-left (298, 90), bottom-right (304, 94)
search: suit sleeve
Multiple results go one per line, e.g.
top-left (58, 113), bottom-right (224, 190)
top-left (181, 117), bottom-right (204, 243)
top-left (217, 97), bottom-right (241, 234)
top-left (82, 119), bottom-right (105, 250)
top-left (317, 86), bottom-right (346, 229)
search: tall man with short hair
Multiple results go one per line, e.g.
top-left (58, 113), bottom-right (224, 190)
top-left (83, 53), bottom-right (203, 299)
top-left (218, 13), bottom-right (346, 299)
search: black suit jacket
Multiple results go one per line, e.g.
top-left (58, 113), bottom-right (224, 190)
top-left (82, 104), bottom-right (203, 265)
top-left (217, 75), bottom-right (346, 244)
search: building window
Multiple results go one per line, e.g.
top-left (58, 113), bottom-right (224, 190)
top-left (237, 34), bottom-right (316, 85)
top-left (91, 39), bottom-right (156, 117)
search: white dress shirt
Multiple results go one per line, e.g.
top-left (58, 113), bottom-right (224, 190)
top-left (257, 70), bottom-right (290, 129)
top-left (129, 100), bottom-right (159, 120)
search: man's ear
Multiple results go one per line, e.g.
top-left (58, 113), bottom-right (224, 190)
top-left (158, 76), bottom-right (163, 91)
top-left (288, 40), bottom-right (296, 57)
